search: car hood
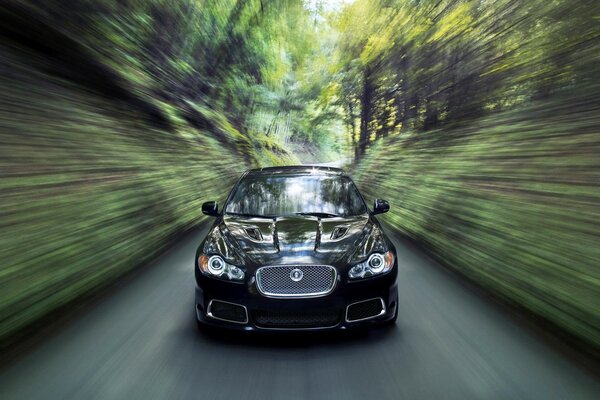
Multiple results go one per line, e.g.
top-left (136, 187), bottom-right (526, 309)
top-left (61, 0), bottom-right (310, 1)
top-left (202, 214), bottom-right (386, 267)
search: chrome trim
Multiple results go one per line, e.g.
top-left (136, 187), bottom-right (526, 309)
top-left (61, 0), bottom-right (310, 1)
top-left (244, 226), bottom-right (264, 242)
top-left (330, 225), bottom-right (349, 240)
top-left (253, 322), bottom-right (341, 331)
top-left (345, 297), bottom-right (386, 323)
top-left (255, 265), bottom-right (337, 298)
top-left (206, 299), bottom-right (248, 324)
top-left (290, 268), bottom-right (304, 282)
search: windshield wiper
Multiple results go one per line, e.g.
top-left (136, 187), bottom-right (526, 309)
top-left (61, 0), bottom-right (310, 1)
top-left (295, 212), bottom-right (341, 218)
top-left (226, 212), bottom-right (272, 218)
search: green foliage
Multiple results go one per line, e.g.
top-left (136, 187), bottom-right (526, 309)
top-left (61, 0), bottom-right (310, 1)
top-left (353, 94), bottom-right (600, 352)
top-left (0, 45), bottom-right (244, 346)
top-left (0, 0), bottom-right (309, 348)
top-left (332, 0), bottom-right (600, 157)
top-left (1, 0), bottom-right (599, 354)
top-left (338, 0), bottom-right (600, 354)
top-left (6, 0), bottom-right (338, 154)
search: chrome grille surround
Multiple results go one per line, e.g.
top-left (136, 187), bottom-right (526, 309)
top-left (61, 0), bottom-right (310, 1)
top-left (255, 265), bottom-right (336, 298)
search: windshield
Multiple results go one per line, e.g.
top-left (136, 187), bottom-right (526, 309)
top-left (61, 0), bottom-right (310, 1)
top-left (225, 174), bottom-right (367, 218)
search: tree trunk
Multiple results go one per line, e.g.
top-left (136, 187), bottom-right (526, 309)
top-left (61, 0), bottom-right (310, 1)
top-left (266, 110), bottom-right (280, 136)
top-left (423, 96), bottom-right (439, 130)
top-left (347, 100), bottom-right (359, 161)
top-left (359, 68), bottom-right (374, 157)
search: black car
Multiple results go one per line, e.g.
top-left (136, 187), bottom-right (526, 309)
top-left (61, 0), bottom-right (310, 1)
top-left (195, 166), bottom-right (398, 331)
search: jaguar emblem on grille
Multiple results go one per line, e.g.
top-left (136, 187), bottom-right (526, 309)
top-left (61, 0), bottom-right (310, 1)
top-left (290, 268), bottom-right (304, 282)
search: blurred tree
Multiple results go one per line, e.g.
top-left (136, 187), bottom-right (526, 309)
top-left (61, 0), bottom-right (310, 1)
top-left (332, 0), bottom-right (600, 159)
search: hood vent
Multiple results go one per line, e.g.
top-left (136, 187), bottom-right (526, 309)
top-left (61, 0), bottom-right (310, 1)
top-left (244, 227), bottom-right (263, 241)
top-left (331, 226), bottom-right (349, 240)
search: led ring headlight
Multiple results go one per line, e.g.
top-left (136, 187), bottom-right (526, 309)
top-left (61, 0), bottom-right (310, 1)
top-left (368, 253), bottom-right (385, 273)
top-left (228, 266), bottom-right (244, 280)
top-left (348, 251), bottom-right (394, 279)
top-left (208, 255), bottom-right (225, 275)
top-left (198, 254), bottom-right (245, 281)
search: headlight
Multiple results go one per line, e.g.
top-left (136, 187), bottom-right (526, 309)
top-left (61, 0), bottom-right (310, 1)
top-left (198, 254), bottom-right (245, 281)
top-left (348, 251), bottom-right (394, 279)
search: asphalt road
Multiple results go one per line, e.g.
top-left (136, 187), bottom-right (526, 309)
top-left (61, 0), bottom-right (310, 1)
top-left (0, 224), bottom-right (598, 400)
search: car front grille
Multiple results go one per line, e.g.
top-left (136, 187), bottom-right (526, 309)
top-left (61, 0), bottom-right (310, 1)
top-left (255, 265), bottom-right (336, 297)
top-left (253, 308), bottom-right (341, 328)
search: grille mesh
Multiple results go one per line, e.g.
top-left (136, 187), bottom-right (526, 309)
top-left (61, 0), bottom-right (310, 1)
top-left (256, 265), bottom-right (335, 297)
top-left (253, 308), bottom-right (341, 328)
top-left (209, 301), bottom-right (247, 323)
top-left (346, 298), bottom-right (384, 322)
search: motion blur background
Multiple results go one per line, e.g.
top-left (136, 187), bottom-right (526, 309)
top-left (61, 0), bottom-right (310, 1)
top-left (0, 0), bottom-right (598, 360)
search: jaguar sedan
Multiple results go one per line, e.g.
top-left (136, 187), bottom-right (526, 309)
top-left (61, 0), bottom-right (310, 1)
top-left (195, 166), bottom-right (398, 330)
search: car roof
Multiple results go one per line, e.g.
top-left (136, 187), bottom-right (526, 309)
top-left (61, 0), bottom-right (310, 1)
top-left (245, 165), bottom-right (346, 177)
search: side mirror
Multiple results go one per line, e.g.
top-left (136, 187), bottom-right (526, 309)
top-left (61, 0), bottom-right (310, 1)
top-left (202, 201), bottom-right (219, 217)
top-left (373, 199), bottom-right (390, 215)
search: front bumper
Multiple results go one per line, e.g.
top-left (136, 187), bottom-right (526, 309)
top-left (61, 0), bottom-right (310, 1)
top-left (195, 270), bottom-right (398, 331)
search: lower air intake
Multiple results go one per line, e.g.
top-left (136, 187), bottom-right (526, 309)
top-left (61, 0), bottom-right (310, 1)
top-left (253, 308), bottom-right (341, 328)
top-left (346, 298), bottom-right (385, 322)
top-left (208, 300), bottom-right (248, 323)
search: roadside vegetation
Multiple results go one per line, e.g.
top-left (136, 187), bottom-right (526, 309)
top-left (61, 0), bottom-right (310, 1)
top-left (0, 0), bottom-right (316, 350)
top-left (353, 96), bottom-right (600, 352)
top-left (336, 0), bottom-right (599, 353)
top-left (0, 0), bottom-right (598, 355)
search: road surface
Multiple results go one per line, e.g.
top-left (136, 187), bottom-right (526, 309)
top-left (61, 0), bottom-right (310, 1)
top-left (0, 224), bottom-right (598, 400)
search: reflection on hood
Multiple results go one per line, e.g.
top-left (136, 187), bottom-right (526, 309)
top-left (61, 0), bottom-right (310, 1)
top-left (202, 224), bottom-right (245, 265)
top-left (203, 214), bottom-right (389, 266)
top-left (348, 225), bottom-right (388, 263)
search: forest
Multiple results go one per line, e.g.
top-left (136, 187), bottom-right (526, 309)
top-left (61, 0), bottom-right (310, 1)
top-left (0, 0), bottom-right (599, 355)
